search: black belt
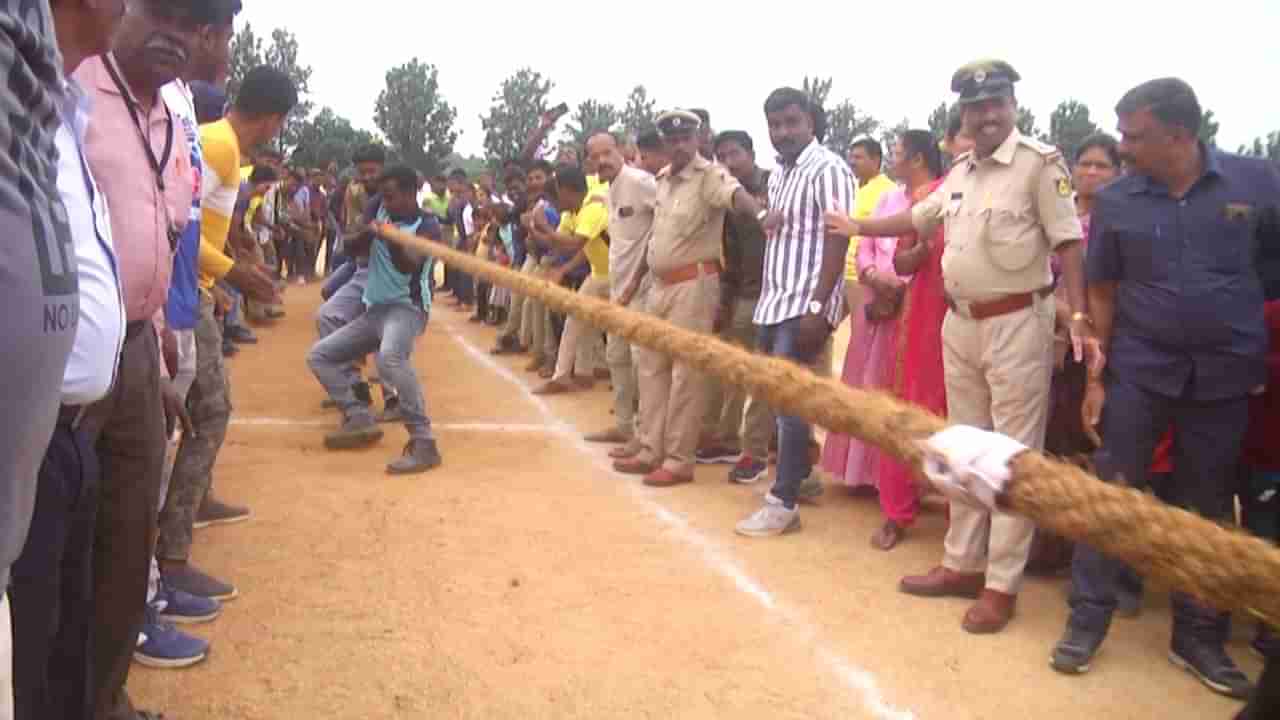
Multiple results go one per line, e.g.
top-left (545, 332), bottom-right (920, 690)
top-left (125, 320), bottom-right (148, 343)
top-left (58, 404), bottom-right (83, 427)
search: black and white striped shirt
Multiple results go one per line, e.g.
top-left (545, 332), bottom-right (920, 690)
top-left (754, 140), bottom-right (855, 327)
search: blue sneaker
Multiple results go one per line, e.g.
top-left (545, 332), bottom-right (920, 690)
top-left (155, 580), bottom-right (221, 624)
top-left (134, 607), bottom-right (209, 669)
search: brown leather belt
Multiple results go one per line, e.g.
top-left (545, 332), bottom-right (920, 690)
top-left (945, 287), bottom-right (1052, 321)
top-left (655, 260), bottom-right (721, 286)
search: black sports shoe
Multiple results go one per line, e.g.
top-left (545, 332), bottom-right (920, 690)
top-left (387, 439), bottom-right (442, 475)
top-left (1050, 625), bottom-right (1106, 674)
top-left (1169, 638), bottom-right (1254, 699)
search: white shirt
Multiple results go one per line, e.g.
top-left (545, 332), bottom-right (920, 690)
top-left (606, 165), bottom-right (657, 302)
top-left (754, 139), bottom-right (855, 328)
top-left (57, 78), bottom-right (125, 405)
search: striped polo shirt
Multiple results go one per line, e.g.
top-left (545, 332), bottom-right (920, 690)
top-left (754, 139), bottom-right (856, 328)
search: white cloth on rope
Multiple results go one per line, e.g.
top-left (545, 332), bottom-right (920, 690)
top-left (917, 425), bottom-right (1028, 512)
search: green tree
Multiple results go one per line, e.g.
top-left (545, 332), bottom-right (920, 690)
top-left (1199, 108), bottom-right (1220, 147)
top-left (481, 68), bottom-right (554, 165)
top-left (824, 100), bottom-right (879, 161)
top-left (927, 102), bottom-right (953, 139)
top-left (263, 29), bottom-right (313, 152)
top-left (289, 107), bottom-right (377, 170)
top-left (563, 98), bottom-right (619, 151)
top-left (619, 84), bottom-right (658, 138)
top-left (226, 23), bottom-right (263, 100)
top-left (227, 24), bottom-right (313, 153)
top-left (802, 76), bottom-right (833, 110)
top-left (442, 152), bottom-right (489, 177)
top-left (1048, 99), bottom-right (1101, 160)
top-left (374, 58), bottom-right (458, 175)
top-left (1015, 107), bottom-right (1042, 139)
top-left (1239, 131), bottom-right (1280, 163)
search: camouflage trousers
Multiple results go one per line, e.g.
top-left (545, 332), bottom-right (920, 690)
top-left (158, 295), bottom-right (232, 562)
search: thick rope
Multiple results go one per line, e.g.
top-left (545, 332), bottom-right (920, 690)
top-left (384, 225), bottom-right (1280, 627)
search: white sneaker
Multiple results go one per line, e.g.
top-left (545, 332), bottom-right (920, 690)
top-left (735, 493), bottom-right (800, 537)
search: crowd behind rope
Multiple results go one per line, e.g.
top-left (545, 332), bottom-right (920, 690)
top-left (2, 1), bottom-right (1279, 720)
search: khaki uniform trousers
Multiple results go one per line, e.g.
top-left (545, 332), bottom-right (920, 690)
top-left (636, 272), bottom-right (719, 474)
top-left (940, 296), bottom-right (1054, 594)
top-left (701, 295), bottom-right (772, 459)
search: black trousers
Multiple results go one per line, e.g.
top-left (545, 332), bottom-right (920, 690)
top-left (10, 411), bottom-right (99, 720)
top-left (1239, 655), bottom-right (1280, 719)
top-left (1069, 376), bottom-right (1248, 645)
top-left (79, 327), bottom-right (167, 720)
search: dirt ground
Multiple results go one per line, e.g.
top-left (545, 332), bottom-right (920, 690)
top-left (131, 285), bottom-right (1261, 719)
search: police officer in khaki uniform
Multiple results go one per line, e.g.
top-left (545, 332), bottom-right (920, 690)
top-left (613, 110), bottom-right (765, 487)
top-left (836, 60), bottom-right (1097, 634)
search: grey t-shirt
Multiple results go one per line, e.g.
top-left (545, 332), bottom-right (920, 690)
top-left (0, 1), bottom-right (78, 589)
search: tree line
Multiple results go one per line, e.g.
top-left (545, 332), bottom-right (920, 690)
top-left (228, 27), bottom-right (1280, 177)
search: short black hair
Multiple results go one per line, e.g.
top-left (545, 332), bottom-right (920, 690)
top-left (899, 130), bottom-right (943, 178)
top-left (248, 164), bottom-right (278, 184)
top-left (714, 130), bottom-right (754, 155)
top-left (636, 129), bottom-right (663, 151)
top-left (258, 148), bottom-right (284, 162)
top-left (763, 87), bottom-right (826, 142)
top-left (233, 65), bottom-right (298, 118)
top-left (1115, 77), bottom-right (1202, 135)
top-left (379, 165), bottom-right (419, 194)
top-left (1075, 132), bottom-right (1121, 167)
top-left (554, 164), bottom-right (588, 194)
top-left (503, 158), bottom-right (524, 171)
top-left (689, 108), bottom-right (711, 128)
top-left (351, 143), bottom-right (386, 166)
top-left (850, 137), bottom-right (883, 161)
top-left (429, 173), bottom-right (447, 182)
top-left (528, 159), bottom-right (555, 176)
top-left (448, 168), bottom-right (469, 181)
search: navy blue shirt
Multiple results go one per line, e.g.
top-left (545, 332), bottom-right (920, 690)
top-left (1086, 147), bottom-right (1280, 400)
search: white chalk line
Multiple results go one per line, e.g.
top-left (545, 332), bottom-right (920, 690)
top-left (231, 418), bottom-right (556, 433)
top-left (443, 320), bottom-right (915, 720)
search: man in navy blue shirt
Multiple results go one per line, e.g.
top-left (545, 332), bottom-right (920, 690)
top-left (1052, 77), bottom-right (1280, 700)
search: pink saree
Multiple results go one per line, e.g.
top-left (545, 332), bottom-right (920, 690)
top-left (821, 188), bottom-right (911, 489)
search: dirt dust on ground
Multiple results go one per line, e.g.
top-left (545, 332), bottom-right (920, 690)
top-left (132, 285), bottom-right (1261, 719)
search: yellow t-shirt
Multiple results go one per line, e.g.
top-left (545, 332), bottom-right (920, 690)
top-left (845, 172), bottom-right (897, 283)
top-left (558, 190), bottom-right (610, 279)
top-left (198, 119), bottom-right (241, 290)
top-left (244, 196), bottom-right (263, 236)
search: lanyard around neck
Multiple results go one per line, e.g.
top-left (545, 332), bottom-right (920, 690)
top-left (103, 55), bottom-right (174, 193)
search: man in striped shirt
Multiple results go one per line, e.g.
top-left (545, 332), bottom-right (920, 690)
top-left (736, 88), bottom-right (855, 538)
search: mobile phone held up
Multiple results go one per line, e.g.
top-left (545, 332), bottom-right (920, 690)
top-left (548, 102), bottom-right (569, 120)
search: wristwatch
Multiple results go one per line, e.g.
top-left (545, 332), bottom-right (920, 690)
top-left (756, 209), bottom-right (769, 222)
top-left (807, 300), bottom-right (824, 315)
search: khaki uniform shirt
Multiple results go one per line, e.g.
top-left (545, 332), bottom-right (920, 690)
top-left (648, 155), bottom-right (741, 277)
top-left (912, 129), bottom-right (1083, 302)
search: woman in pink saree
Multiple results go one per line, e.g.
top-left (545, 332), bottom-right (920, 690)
top-left (824, 130), bottom-right (948, 550)
top-left (820, 186), bottom-right (911, 491)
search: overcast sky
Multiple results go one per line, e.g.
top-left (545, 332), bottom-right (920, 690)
top-left (237, 0), bottom-right (1279, 167)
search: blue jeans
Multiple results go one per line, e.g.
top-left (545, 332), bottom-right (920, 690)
top-left (758, 317), bottom-right (830, 509)
top-left (307, 303), bottom-right (432, 440)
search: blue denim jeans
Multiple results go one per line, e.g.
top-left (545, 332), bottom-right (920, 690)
top-left (307, 302), bottom-right (432, 440)
top-left (758, 317), bottom-right (830, 509)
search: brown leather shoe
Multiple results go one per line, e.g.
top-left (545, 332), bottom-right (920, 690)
top-left (898, 567), bottom-right (985, 599)
top-left (643, 468), bottom-right (694, 487)
top-left (613, 457), bottom-right (656, 475)
top-left (961, 589), bottom-right (1017, 634)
